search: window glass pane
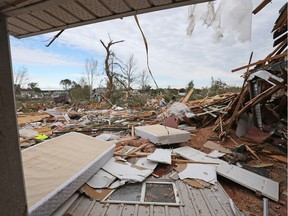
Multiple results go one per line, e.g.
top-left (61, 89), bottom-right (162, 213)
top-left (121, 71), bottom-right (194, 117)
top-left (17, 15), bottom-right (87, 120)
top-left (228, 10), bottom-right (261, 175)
top-left (107, 183), bottom-right (142, 201)
top-left (144, 183), bottom-right (176, 203)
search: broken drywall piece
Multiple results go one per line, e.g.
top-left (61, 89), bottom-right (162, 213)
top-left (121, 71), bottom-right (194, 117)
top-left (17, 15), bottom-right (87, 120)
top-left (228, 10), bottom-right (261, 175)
top-left (135, 125), bottom-right (190, 145)
top-left (109, 180), bottom-right (126, 189)
top-left (95, 133), bottom-right (120, 141)
top-left (135, 157), bottom-right (158, 170)
top-left (86, 169), bottom-right (116, 189)
top-left (174, 146), bottom-right (279, 201)
top-left (207, 150), bottom-right (226, 158)
top-left (178, 164), bottom-right (217, 184)
top-left (203, 141), bottom-right (232, 154)
top-left (147, 149), bottom-right (172, 164)
top-left (102, 158), bottom-right (153, 182)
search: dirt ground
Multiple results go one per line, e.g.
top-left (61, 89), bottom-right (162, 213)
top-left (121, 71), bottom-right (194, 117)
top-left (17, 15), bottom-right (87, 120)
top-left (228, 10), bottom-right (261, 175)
top-left (185, 126), bottom-right (287, 216)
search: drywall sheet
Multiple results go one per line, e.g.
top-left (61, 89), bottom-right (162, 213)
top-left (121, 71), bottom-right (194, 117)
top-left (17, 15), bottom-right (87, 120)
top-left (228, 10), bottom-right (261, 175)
top-left (22, 132), bottom-right (115, 216)
top-left (135, 125), bottom-right (190, 145)
top-left (178, 164), bottom-right (217, 184)
top-left (87, 169), bottom-right (116, 189)
top-left (174, 146), bottom-right (279, 201)
top-left (102, 158), bottom-right (153, 182)
top-left (147, 149), bottom-right (172, 164)
top-left (135, 157), bottom-right (158, 170)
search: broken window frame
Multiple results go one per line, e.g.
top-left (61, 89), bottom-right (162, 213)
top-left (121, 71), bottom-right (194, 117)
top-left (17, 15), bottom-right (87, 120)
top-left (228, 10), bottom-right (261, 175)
top-left (103, 181), bottom-right (182, 206)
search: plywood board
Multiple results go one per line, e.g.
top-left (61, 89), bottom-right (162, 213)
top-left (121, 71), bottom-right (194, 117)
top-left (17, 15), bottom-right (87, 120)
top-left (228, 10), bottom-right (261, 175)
top-left (135, 125), bottom-right (190, 145)
top-left (174, 146), bottom-right (279, 201)
top-left (22, 132), bottom-right (115, 216)
top-left (17, 112), bottom-right (50, 125)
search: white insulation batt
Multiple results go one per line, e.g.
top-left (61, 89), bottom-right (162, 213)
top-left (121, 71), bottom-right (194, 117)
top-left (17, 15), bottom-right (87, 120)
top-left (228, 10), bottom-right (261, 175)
top-left (135, 125), bottom-right (190, 145)
top-left (22, 132), bottom-right (115, 216)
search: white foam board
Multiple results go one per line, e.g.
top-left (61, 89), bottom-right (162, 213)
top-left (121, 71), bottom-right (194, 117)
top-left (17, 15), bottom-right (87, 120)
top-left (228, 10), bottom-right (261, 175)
top-left (135, 125), bottom-right (190, 145)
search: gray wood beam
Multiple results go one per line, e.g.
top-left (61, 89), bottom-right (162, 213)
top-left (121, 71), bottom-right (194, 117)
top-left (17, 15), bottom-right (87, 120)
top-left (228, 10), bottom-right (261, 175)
top-left (0, 13), bottom-right (28, 216)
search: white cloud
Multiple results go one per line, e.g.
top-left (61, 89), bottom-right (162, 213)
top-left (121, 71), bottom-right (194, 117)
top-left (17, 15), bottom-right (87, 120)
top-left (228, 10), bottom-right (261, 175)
top-left (10, 43), bottom-right (82, 67)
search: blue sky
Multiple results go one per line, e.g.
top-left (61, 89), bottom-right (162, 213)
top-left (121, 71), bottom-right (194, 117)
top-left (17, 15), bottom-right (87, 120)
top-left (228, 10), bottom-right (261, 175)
top-left (9, 0), bottom-right (286, 90)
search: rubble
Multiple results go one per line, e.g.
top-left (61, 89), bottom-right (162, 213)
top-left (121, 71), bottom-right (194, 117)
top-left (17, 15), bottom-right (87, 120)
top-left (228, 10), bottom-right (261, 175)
top-left (17, 8), bottom-right (287, 212)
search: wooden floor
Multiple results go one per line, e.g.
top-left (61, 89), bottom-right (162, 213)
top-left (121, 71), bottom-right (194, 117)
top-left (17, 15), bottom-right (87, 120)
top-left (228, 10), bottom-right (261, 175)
top-left (65, 176), bottom-right (242, 216)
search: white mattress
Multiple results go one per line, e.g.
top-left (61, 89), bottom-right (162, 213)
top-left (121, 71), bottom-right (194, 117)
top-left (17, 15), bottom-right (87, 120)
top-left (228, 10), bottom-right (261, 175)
top-left (21, 132), bottom-right (115, 216)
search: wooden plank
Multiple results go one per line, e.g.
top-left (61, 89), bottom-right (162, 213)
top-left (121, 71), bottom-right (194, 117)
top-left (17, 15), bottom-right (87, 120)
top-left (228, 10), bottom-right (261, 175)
top-left (127, 143), bottom-right (149, 156)
top-left (245, 145), bottom-right (261, 161)
top-left (181, 88), bottom-right (194, 103)
top-left (252, 0), bottom-right (271, 14)
top-left (232, 52), bottom-right (287, 72)
top-left (268, 155), bottom-right (288, 163)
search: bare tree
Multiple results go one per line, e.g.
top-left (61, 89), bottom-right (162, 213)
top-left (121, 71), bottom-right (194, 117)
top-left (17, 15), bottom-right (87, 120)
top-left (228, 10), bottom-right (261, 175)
top-left (121, 54), bottom-right (138, 90)
top-left (14, 66), bottom-right (29, 88)
top-left (85, 57), bottom-right (98, 99)
top-left (100, 38), bottom-right (124, 99)
top-left (139, 70), bottom-right (151, 90)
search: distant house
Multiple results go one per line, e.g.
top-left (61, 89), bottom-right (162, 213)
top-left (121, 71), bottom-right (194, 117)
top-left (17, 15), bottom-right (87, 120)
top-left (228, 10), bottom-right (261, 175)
top-left (16, 88), bottom-right (45, 99)
top-left (18, 89), bottom-right (35, 98)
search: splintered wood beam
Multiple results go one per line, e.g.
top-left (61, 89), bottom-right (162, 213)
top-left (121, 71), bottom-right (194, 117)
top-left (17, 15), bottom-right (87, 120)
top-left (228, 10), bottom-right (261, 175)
top-left (266, 39), bottom-right (287, 58)
top-left (252, 0), bottom-right (272, 15)
top-left (232, 52), bottom-right (288, 72)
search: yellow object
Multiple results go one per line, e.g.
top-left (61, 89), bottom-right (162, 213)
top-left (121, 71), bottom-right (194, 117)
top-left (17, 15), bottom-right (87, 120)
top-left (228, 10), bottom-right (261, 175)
top-left (35, 134), bottom-right (48, 141)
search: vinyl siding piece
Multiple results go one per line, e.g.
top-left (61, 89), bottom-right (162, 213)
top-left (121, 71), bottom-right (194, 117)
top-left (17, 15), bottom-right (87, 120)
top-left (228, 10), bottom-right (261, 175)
top-left (135, 125), bottom-right (190, 145)
top-left (173, 146), bottom-right (279, 201)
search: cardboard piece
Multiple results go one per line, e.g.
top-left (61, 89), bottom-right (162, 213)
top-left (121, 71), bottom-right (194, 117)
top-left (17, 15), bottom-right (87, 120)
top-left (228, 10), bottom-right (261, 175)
top-left (203, 141), bottom-right (232, 154)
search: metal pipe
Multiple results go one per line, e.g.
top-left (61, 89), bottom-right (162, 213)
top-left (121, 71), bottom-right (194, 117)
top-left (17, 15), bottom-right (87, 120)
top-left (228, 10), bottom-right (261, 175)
top-left (263, 198), bottom-right (269, 216)
top-left (253, 81), bottom-right (263, 130)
